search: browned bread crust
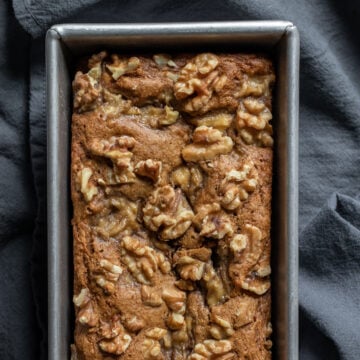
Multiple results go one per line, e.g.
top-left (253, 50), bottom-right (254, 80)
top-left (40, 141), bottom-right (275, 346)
top-left (71, 51), bottom-right (274, 360)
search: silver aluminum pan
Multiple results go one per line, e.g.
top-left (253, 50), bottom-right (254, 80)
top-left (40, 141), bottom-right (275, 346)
top-left (46, 21), bottom-right (299, 360)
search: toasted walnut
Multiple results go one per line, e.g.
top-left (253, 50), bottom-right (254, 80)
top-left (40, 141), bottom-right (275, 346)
top-left (143, 186), bottom-right (194, 240)
top-left (182, 126), bottom-right (233, 162)
top-left (229, 234), bottom-right (247, 254)
top-left (171, 165), bottom-right (203, 204)
top-left (121, 236), bottom-right (171, 284)
top-left (73, 288), bottom-right (90, 308)
top-left (96, 198), bottom-right (139, 238)
top-left (193, 204), bottom-right (234, 240)
top-left (236, 74), bottom-right (275, 98)
top-left (100, 89), bottom-right (137, 118)
top-left (174, 248), bottom-right (211, 281)
top-left (220, 162), bottom-right (258, 211)
top-left (73, 288), bottom-right (98, 327)
top-left (229, 224), bottom-right (270, 295)
top-left (89, 136), bottom-right (136, 184)
top-left (167, 312), bottom-right (185, 330)
top-left (73, 71), bottom-right (100, 113)
top-left (188, 339), bottom-right (234, 360)
top-left (202, 264), bottom-right (227, 307)
top-left (141, 285), bottom-right (163, 307)
top-left (98, 318), bottom-right (132, 355)
top-left (106, 55), bottom-right (140, 80)
top-left (135, 159), bottom-right (162, 182)
top-left (172, 324), bottom-right (189, 345)
top-left (162, 287), bottom-right (186, 313)
top-left (209, 314), bottom-right (234, 340)
top-left (200, 214), bottom-right (234, 240)
top-left (99, 331), bottom-right (132, 355)
top-left (193, 203), bottom-right (220, 227)
top-left (174, 53), bottom-right (226, 113)
top-left (236, 97), bottom-right (273, 147)
top-left (160, 105), bottom-right (179, 125)
top-left (189, 113), bottom-right (233, 131)
top-left (142, 338), bottom-right (164, 360)
top-left (153, 54), bottom-right (177, 68)
top-left (175, 255), bottom-right (206, 281)
top-left (124, 315), bottom-right (145, 332)
top-left (142, 328), bottom-right (169, 360)
top-left (145, 327), bottom-right (168, 340)
top-left (94, 259), bottom-right (123, 294)
top-left (77, 302), bottom-right (98, 327)
top-left (77, 167), bottom-right (98, 202)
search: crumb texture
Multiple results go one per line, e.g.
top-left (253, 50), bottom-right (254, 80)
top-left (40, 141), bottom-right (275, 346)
top-left (71, 51), bottom-right (274, 360)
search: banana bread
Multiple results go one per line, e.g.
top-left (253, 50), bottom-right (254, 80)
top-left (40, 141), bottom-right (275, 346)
top-left (71, 51), bottom-right (274, 360)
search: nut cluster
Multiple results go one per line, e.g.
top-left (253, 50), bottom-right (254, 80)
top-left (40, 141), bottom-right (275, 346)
top-left (98, 316), bottom-right (132, 355)
top-left (143, 185), bottom-right (194, 240)
top-left (236, 94), bottom-right (274, 147)
top-left (120, 235), bottom-right (171, 285)
top-left (174, 53), bottom-right (228, 113)
top-left (220, 161), bottom-right (258, 211)
top-left (188, 339), bottom-right (234, 360)
top-left (94, 259), bottom-right (123, 294)
top-left (229, 224), bottom-right (271, 295)
top-left (182, 126), bottom-right (233, 162)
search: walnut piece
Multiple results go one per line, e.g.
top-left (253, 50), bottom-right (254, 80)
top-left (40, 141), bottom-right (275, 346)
top-left (143, 185), bottom-right (194, 240)
top-left (106, 55), bottom-right (140, 80)
top-left (94, 259), bottom-right (123, 294)
top-left (193, 204), bottom-right (234, 240)
top-left (124, 315), bottom-right (145, 333)
top-left (142, 328), bottom-right (169, 360)
top-left (174, 248), bottom-right (211, 281)
top-left (209, 313), bottom-right (234, 340)
top-left (220, 161), bottom-right (258, 211)
top-left (162, 105), bottom-right (179, 125)
top-left (202, 264), bottom-right (227, 307)
top-left (182, 126), bottom-right (233, 162)
top-left (171, 165), bottom-right (203, 204)
top-left (162, 286), bottom-right (186, 314)
top-left (120, 235), bottom-right (171, 285)
top-left (88, 136), bottom-right (136, 184)
top-left (135, 159), bottom-right (162, 182)
top-left (236, 74), bottom-right (275, 98)
top-left (189, 113), bottom-right (234, 131)
top-left (236, 97), bottom-right (273, 147)
top-left (229, 224), bottom-right (271, 295)
top-left (98, 316), bottom-right (132, 355)
top-left (77, 167), bottom-right (98, 202)
top-left (141, 285), bottom-right (163, 307)
top-left (96, 197), bottom-right (139, 238)
top-left (174, 53), bottom-right (227, 113)
top-left (188, 339), bottom-right (234, 360)
top-left (73, 288), bottom-right (98, 327)
top-left (73, 71), bottom-right (100, 113)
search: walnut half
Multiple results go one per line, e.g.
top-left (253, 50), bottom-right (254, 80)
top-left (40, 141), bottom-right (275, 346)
top-left (188, 339), bottom-right (234, 360)
top-left (143, 185), bottom-right (194, 240)
top-left (229, 224), bottom-right (271, 295)
top-left (236, 97), bottom-right (273, 147)
top-left (182, 126), bottom-right (233, 162)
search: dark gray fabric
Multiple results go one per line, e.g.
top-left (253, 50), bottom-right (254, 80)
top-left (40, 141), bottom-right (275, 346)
top-left (0, 0), bottom-right (358, 358)
top-left (0, 0), bottom-right (40, 359)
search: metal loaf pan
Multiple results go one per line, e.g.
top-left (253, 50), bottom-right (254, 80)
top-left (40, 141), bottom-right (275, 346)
top-left (46, 22), bottom-right (299, 360)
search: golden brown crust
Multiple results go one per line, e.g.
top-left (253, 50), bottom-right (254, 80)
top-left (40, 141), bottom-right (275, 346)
top-left (71, 51), bottom-right (274, 360)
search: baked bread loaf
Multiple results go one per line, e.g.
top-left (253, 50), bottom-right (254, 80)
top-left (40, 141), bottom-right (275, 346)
top-left (71, 51), bottom-right (274, 360)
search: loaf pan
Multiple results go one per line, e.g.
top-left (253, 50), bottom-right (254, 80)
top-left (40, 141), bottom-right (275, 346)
top-left (46, 21), bottom-right (299, 360)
